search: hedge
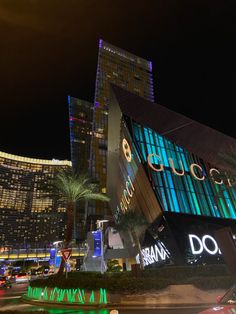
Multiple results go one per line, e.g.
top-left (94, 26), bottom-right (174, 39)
top-left (30, 264), bottom-right (234, 293)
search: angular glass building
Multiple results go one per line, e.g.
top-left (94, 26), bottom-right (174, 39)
top-left (107, 86), bottom-right (236, 266)
top-left (68, 96), bottom-right (93, 173)
top-left (0, 151), bottom-right (72, 248)
top-left (90, 39), bottom-right (154, 215)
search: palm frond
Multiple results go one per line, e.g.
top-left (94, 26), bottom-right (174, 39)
top-left (83, 192), bottom-right (110, 202)
top-left (42, 168), bottom-right (110, 204)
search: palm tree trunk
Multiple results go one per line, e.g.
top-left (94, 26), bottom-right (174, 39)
top-left (65, 203), bottom-right (74, 246)
top-left (84, 199), bottom-right (88, 229)
top-left (131, 229), bottom-right (145, 270)
top-left (57, 203), bottom-right (74, 276)
top-left (57, 258), bottom-right (65, 276)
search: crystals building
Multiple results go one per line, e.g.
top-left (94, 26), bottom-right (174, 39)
top-left (106, 86), bottom-right (236, 267)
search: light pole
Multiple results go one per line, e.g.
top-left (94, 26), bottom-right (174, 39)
top-left (96, 220), bottom-right (109, 274)
top-left (53, 241), bottom-right (63, 273)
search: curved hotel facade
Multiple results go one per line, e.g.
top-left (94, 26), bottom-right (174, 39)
top-left (0, 151), bottom-right (71, 248)
top-left (107, 86), bottom-right (236, 267)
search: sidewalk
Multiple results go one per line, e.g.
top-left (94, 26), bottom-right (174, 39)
top-left (109, 284), bottom-right (226, 306)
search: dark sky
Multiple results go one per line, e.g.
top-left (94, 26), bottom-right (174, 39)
top-left (0, 0), bottom-right (235, 160)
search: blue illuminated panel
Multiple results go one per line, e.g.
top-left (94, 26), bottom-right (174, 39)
top-left (132, 122), bottom-right (236, 219)
top-left (92, 230), bottom-right (102, 257)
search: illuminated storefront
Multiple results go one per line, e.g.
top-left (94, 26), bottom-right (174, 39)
top-left (0, 151), bottom-right (72, 247)
top-left (107, 86), bottom-right (236, 266)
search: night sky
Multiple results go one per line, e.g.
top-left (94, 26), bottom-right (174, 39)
top-left (0, 0), bottom-right (235, 160)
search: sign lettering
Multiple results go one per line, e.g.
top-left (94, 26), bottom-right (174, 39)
top-left (136, 242), bottom-right (170, 267)
top-left (121, 138), bottom-right (232, 186)
top-left (188, 234), bottom-right (221, 255)
top-left (147, 153), bottom-right (232, 186)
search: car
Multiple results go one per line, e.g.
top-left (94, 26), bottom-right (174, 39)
top-left (15, 272), bottom-right (30, 283)
top-left (0, 276), bottom-right (12, 289)
top-left (199, 284), bottom-right (236, 313)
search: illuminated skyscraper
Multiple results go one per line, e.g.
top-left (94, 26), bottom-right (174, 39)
top-left (90, 39), bottom-right (154, 215)
top-left (0, 151), bottom-right (71, 247)
top-left (68, 96), bottom-right (93, 173)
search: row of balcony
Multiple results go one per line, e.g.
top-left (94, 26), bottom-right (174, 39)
top-left (0, 247), bottom-right (86, 259)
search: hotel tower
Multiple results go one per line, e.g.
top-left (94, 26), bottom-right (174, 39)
top-left (90, 39), bottom-right (154, 215)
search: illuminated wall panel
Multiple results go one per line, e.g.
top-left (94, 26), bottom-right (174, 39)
top-left (132, 122), bottom-right (236, 220)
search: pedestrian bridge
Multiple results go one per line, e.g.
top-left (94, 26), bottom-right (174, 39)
top-left (0, 247), bottom-right (85, 260)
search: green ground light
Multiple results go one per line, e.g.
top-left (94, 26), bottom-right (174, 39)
top-left (27, 286), bottom-right (107, 305)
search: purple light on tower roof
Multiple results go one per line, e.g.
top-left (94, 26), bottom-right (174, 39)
top-left (149, 61), bottom-right (152, 72)
top-left (95, 101), bottom-right (100, 108)
top-left (99, 39), bottom-right (103, 48)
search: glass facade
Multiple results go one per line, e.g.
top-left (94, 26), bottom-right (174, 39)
top-left (132, 122), bottom-right (236, 220)
top-left (107, 87), bottom-right (236, 266)
top-left (90, 39), bottom-right (154, 215)
top-left (68, 96), bottom-right (93, 173)
top-left (0, 151), bottom-right (72, 247)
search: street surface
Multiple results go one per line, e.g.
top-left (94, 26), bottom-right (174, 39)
top-left (0, 283), bottom-right (209, 313)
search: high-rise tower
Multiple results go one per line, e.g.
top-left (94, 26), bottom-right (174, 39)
top-left (68, 96), bottom-right (93, 173)
top-left (0, 151), bottom-right (71, 247)
top-left (90, 39), bottom-right (154, 215)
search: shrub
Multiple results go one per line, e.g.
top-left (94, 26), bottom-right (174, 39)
top-left (30, 264), bottom-right (233, 293)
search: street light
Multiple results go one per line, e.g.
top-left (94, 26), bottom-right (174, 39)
top-left (53, 241), bottom-right (63, 273)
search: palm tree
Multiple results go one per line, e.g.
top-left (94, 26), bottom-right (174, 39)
top-left (47, 168), bottom-right (109, 273)
top-left (115, 210), bottom-right (148, 270)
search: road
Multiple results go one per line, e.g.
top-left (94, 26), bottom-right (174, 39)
top-left (0, 283), bottom-right (209, 313)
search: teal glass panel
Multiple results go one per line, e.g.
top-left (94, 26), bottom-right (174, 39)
top-left (222, 189), bottom-right (236, 218)
top-left (141, 143), bottom-right (147, 161)
top-left (144, 128), bottom-right (150, 143)
top-left (131, 121), bottom-right (236, 220)
top-left (160, 187), bottom-right (169, 211)
top-left (151, 144), bottom-right (158, 156)
top-left (166, 172), bottom-right (180, 212)
top-left (149, 131), bottom-right (154, 145)
top-left (215, 184), bottom-right (230, 218)
top-left (191, 180), bottom-right (211, 216)
top-left (180, 191), bottom-right (191, 214)
top-left (147, 143), bottom-right (153, 155)
top-left (186, 176), bottom-right (195, 193)
top-left (157, 173), bottom-right (164, 187)
top-left (231, 187), bottom-right (236, 200)
top-left (191, 193), bottom-right (201, 215)
top-left (199, 193), bottom-right (211, 216)
top-left (158, 135), bottom-right (165, 147)
top-left (139, 127), bottom-right (143, 141)
top-left (154, 133), bottom-right (160, 146)
top-left (160, 148), bottom-right (169, 167)
top-left (180, 152), bottom-right (189, 171)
